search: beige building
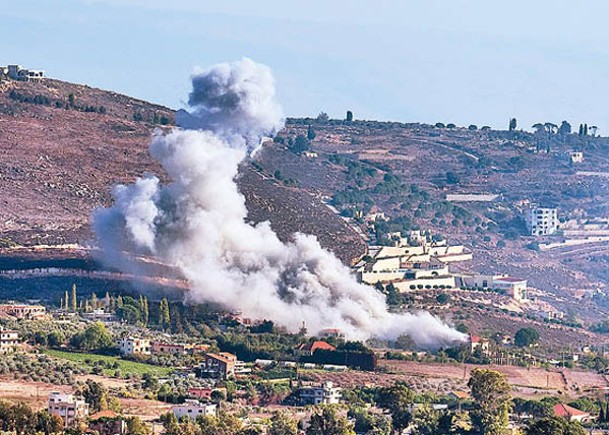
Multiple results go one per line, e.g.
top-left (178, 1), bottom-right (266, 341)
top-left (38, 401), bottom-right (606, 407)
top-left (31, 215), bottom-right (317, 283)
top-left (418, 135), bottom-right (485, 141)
top-left (48, 392), bottom-right (89, 428)
top-left (299, 381), bottom-right (341, 405)
top-left (6, 64), bottom-right (44, 81)
top-left (465, 274), bottom-right (528, 301)
top-left (0, 328), bottom-right (19, 353)
top-left (115, 337), bottom-right (151, 355)
top-left (172, 401), bottom-right (217, 420)
top-left (0, 304), bottom-right (46, 320)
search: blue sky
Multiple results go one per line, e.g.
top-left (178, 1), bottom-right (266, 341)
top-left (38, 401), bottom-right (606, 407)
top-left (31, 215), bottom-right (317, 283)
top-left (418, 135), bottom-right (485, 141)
top-left (2, 0), bottom-right (608, 131)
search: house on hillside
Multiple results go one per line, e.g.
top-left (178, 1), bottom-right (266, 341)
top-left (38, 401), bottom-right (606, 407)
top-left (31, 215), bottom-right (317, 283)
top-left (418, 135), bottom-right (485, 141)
top-left (0, 304), bottom-right (46, 320)
top-left (553, 403), bottom-right (591, 422)
top-left (527, 206), bottom-right (559, 236)
top-left (196, 352), bottom-right (238, 379)
top-left (5, 65), bottom-right (44, 81)
top-left (115, 337), bottom-right (151, 356)
top-left (299, 381), bottom-right (342, 405)
top-left (470, 334), bottom-right (490, 355)
top-left (0, 328), bottom-right (19, 354)
top-left (172, 401), bottom-right (217, 420)
top-left (465, 274), bottom-right (528, 301)
top-left (295, 340), bottom-right (336, 357)
top-left (48, 392), bottom-right (89, 428)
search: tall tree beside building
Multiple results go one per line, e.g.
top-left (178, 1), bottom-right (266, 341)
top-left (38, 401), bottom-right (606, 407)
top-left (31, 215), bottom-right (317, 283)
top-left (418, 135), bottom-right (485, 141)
top-left (509, 118), bottom-right (517, 131)
top-left (71, 284), bottom-right (77, 312)
top-left (346, 110), bottom-right (353, 122)
top-left (64, 290), bottom-right (69, 311)
top-left (468, 369), bottom-right (511, 435)
top-left (143, 296), bottom-right (149, 325)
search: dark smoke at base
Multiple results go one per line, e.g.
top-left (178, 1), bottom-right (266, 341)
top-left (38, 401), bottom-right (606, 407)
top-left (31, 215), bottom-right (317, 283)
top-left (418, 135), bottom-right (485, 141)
top-left (93, 58), bottom-right (465, 347)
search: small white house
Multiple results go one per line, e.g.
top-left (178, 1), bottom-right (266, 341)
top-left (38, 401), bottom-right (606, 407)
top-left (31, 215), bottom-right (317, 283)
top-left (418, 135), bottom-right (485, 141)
top-left (115, 337), bottom-right (151, 355)
top-left (299, 381), bottom-right (342, 405)
top-left (172, 401), bottom-right (217, 420)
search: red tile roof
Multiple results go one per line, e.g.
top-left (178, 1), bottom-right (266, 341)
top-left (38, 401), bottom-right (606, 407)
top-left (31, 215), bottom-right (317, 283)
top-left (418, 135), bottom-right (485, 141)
top-left (298, 340), bottom-right (336, 353)
top-left (89, 410), bottom-right (119, 420)
top-left (554, 403), bottom-right (590, 418)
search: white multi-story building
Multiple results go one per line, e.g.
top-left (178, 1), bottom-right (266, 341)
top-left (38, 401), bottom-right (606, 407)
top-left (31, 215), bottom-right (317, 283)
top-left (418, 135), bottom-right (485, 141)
top-left (299, 381), bottom-right (342, 405)
top-left (48, 393), bottom-right (89, 428)
top-left (172, 400), bottom-right (217, 419)
top-left (4, 64), bottom-right (44, 81)
top-left (115, 337), bottom-right (151, 355)
top-left (0, 328), bottom-right (19, 353)
top-left (527, 207), bottom-right (559, 236)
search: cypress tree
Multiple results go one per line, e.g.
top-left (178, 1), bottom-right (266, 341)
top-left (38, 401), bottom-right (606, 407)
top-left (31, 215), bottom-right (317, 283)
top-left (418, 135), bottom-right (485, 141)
top-left (71, 284), bottom-right (77, 312)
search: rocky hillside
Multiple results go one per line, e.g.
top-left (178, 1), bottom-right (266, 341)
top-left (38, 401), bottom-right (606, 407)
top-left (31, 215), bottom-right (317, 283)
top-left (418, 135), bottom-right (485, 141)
top-left (0, 78), bottom-right (366, 265)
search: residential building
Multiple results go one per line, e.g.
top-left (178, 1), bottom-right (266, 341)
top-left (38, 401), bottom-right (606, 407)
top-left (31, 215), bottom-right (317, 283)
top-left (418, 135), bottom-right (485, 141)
top-left (569, 151), bottom-right (584, 164)
top-left (470, 334), bottom-right (490, 355)
top-left (0, 328), bottom-right (19, 353)
top-left (466, 274), bottom-right (528, 301)
top-left (172, 401), bottom-right (217, 419)
top-left (196, 352), bottom-right (237, 379)
top-left (299, 381), bottom-right (342, 405)
top-left (553, 403), bottom-right (590, 422)
top-left (48, 392), bottom-right (89, 428)
top-left (6, 64), bottom-right (44, 81)
top-left (115, 337), bottom-right (151, 355)
top-left (82, 309), bottom-right (116, 323)
top-left (0, 304), bottom-right (46, 320)
top-left (295, 340), bottom-right (336, 357)
top-left (150, 341), bottom-right (210, 355)
top-left (527, 207), bottom-right (559, 236)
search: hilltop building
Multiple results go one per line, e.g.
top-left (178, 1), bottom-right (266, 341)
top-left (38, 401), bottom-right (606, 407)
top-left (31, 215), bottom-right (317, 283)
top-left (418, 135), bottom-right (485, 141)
top-left (569, 151), bottom-right (584, 164)
top-left (48, 392), bottom-right (89, 428)
top-left (1, 65), bottom-right (44, 81)
top-left (299, 381), bottom-right (342, 405)
top-left (357, 233), bottom-right (472, 291)
top-left (527, 206), bottom-right (559, 236)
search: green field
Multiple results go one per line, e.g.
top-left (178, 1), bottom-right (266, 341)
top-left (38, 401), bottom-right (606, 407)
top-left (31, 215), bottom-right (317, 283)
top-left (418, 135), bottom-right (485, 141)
top-left (44, 349), bottom-right (172, 378)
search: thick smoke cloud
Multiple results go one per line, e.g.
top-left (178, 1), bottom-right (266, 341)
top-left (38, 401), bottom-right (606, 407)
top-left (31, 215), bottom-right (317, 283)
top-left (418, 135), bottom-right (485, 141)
top-left (93, 58), bottom-right (465, 347)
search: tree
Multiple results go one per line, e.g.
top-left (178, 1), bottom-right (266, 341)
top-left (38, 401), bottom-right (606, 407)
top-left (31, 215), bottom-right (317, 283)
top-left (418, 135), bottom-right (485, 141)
top-left (558, 121), bottom-right (571, 136)
top-left (349, 407), bottom-right (391, 435)
top-left (159, 298), bottom-right (170, 327)
top-left (346, 110), bottom-right (353, 122)
top-left (36, 410), bottom-right (64, 435)
top-left (79, 380), bottom-right (110, 413)
top-left (197, 412), bottom-right (243, 435)
top-left (307, 125), bottom-right (316, 140)
top-left (11, 402), bottom-right (36, 435)
top-left (125, 416), bottom-right (150, 435)
top-left (523, 416), bottom-right (586, 435)
top-left (293, 135), bottom-right (310, 154)
top-left (446, 171), bottom-right (460, 185)
top-left (436, 293), bottom-right (450, 304)
top-left (435, 122), bottom-right (445, 128)
top-left (468, 124), bottom-right (478, 130)
top-left (515, 327), bottom-right (540, 347)
top-left (509, 118), bottom-right (517, 131)
top-left (70, 321), bottom-right (114, 351)
top-left (376, 382), bottom-right (415, 431)
top-left (71, 284), bottom-right (78, 312)
top-left (64, 290), bottom-right (69, 311)
top-left (268, 411), bottom-right (298, 435)
top-left (468, 369), bottom-right (511, 435)
top-left (316, 112), bottom-right (329, 124)
top-left (91, 292), bottom-right (98, 310)
top-left (306, 407), bottom-right (355, 435)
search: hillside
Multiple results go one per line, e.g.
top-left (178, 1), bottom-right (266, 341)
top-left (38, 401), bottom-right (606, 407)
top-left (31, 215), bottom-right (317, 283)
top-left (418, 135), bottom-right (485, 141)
top-left (0, 78), bottom-right (365, 264)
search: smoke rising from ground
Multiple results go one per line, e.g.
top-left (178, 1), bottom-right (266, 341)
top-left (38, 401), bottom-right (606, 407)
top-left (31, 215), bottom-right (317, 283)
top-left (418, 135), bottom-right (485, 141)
top-left (93, 58), bottom-right (465, 347)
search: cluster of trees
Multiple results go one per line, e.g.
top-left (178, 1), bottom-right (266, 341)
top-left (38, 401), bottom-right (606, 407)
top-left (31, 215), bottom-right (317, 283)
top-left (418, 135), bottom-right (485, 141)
top-left (0, 401), bottom-right (63, 435)
top-left (9, 90), bottom-right (108, 114)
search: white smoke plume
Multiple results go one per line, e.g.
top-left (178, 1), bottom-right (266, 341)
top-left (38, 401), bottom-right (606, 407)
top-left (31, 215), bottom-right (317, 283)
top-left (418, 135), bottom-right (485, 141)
top-left (93, 58), bottom-right (465, 347)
